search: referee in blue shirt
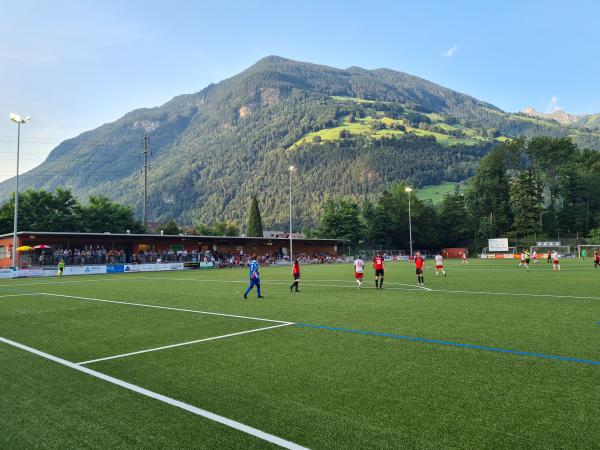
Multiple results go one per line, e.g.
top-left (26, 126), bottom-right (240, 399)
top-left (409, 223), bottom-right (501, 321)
top-left (244, 255), bottom-right (263, 299)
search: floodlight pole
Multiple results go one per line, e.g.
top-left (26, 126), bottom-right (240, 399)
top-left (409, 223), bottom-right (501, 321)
top-left (10, 114), bottom-right (29, 269)
top-left (289, 165), bottom-right (295, 263)
top-left (12, 121), bottom-right (20, 269)
top-left (406, 187), bottom-right (413, 255)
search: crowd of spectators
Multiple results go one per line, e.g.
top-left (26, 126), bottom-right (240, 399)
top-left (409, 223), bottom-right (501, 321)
top-left (21, 245), bottom-right (343, 268)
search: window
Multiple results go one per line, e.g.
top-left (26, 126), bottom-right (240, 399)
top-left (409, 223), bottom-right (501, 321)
top-left (0, 246), bottom-right (4, 258)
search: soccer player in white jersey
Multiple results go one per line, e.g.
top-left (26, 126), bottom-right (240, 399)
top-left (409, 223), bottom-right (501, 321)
top-left (552, 251), bottom-right (561, 271)
top-left (435, 253), bottom-right (446, 277)
top-left (353, 255), bottom-right (365, 288)
top-left (519, 251), bottom-right (526, 267)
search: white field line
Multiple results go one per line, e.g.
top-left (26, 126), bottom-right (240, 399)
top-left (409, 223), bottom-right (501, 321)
top-left (0, 277), bottom-right (135, 288)
top-left (77, 323), bottom-right (294, 365)
top-left (0, 336), bottom-right (307, 450)
top-left (39, 293), bottom-right (289, 324)
top-left (0, 293), bottom-right (44, 299)
top-left (135, 277), bottom-right (600, 301)
top-left (426, 288), bottom-right (600, 301)
top-left (134, 276), bottom-right (424, 292)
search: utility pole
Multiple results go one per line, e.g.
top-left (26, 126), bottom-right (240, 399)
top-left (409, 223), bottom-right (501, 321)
top-left (139, 135), bottom-right (151, 228)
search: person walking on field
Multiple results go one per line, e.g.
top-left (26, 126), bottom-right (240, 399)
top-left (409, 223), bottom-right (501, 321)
top-left (552, 251), bottom-right (561, 272)
top-left (354, 255), bottom-right (365, 288)
top-left (415, 251), bottom-right (425, 286)
top-left (243, 255), bottom-right (263, 299)
top-left (373, 253), bottom-right (385, 289)
top-left (435, 253), bottom-right (446, 277)
top-left (290, 259), bottom-right (300, 292)
top-left (594, 249), bottom-right (600, 269)
top-left (57, 259), bottom-right (65, 277)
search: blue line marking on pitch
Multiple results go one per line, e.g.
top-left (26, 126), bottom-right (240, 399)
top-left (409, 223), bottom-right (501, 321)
top-left (295, 323), bottom-right (600, 366)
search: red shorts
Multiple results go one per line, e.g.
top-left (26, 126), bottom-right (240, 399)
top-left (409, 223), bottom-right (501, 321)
top-left (355, 272), bottom-right (364, 279)
top-left (436, 265), bottom-right (443, 269)
top-left (553, 260), bottom-right (559, 264)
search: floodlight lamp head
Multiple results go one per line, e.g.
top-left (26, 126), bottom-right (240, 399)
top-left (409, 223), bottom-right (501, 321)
top-left (289, 165), bottom-right (295, 171)
top-left (405, 186), bottom-right (413, 193)
top-left (9, 113), bottom-right (30, 124)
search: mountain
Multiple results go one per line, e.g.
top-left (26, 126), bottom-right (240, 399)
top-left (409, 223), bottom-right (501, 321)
top-left (521, 106), bottom-right (600, 130)
top-left (2, 56), bottom-right (600, 229)
top-left (520, 106), bottom-right (583, 125)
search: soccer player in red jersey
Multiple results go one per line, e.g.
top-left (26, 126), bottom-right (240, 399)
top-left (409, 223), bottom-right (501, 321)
top-left (290, 259), bottom-right (300, 292)
top-left (414, 251), bottom-right (425, 286)
top-left (594, 249), bottom-right (600, 269)
top-left (373, 253), bottom-right (385, 289)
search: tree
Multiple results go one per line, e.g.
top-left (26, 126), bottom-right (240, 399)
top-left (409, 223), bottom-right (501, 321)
top-left (77, 195), bottom-right (145, 233)
top-left (160, 220), bottom-right (181, 235)
top-left (0, 188), bottom-right (80, 234)
top-left (195, 221), bottom-right (239, 236)
top-left (465, 145), bottom-right (512, 237)
top-left (509, 170), bottom-right (540, 237)
top-left (247, 196), bottom-right (264, 237)
top-left (316, 200), bottom-right (363, 244)
top-left (439, 193), bottom-right (471, 247)
top-left (527, 137), bottom-right (577, 233)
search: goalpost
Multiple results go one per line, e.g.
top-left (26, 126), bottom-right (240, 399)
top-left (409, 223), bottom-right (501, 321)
top-left (577, 244), bottom-right (600, 259)
top-left (530, 244), bottom-right (572, 258)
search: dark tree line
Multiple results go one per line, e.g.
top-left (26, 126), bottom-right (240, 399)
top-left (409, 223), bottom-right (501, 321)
top-left (0, 189), bottom-right (145, 235)
top-left (314, 137), bottom-right (600, 251)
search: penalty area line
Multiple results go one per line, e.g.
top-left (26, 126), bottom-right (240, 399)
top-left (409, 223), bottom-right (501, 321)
top-left (38, 292), bottom-right (289, 324)
top-left (0, 292), bottom-right (45, 299)
top-left (77, 322), bottom-right (294, 365)
top-left (0, 336), bottom-right (307, 450)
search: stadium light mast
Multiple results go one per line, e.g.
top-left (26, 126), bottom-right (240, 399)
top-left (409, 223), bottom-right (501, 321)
top-left (405, 186), bottom-right (413, 255)
top-left (288, 165), bottom-right (295, 263)
top-left (9, 113), bottom-right (30, 270)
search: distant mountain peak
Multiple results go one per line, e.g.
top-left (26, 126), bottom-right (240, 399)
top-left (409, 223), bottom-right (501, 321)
top-left (520, 106), bottom-right (583, 125)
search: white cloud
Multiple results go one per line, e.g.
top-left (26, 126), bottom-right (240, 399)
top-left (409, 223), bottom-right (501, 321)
top-left (545, 96), bottom-right (562, 113)
top-left (442, 44), bottom-right (458, 58)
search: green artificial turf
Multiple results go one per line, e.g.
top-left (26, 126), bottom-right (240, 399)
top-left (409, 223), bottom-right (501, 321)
top-left (1, 259), bottom-right (599, 448)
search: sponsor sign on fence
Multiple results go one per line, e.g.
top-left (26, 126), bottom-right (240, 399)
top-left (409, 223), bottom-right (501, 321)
top-left (17, 268), bottom-right (44, 277)
top-left (0, 268), bottom-right (15, 279)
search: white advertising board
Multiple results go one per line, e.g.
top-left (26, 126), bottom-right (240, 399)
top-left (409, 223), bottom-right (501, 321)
top-left (488, 238), bottom-right (509, 252)
top-left (0, 268), bottom-right (15, 279)
top-left (137, 263), bottom-right (184, 272)
top-left (16, 268), bottom-right (43, 277)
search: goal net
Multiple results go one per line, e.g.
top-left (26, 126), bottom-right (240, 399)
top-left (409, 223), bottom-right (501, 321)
top-left (577, 244), bottom-right (600, 259)
top-left (530, 245), bottom-right (572, 258)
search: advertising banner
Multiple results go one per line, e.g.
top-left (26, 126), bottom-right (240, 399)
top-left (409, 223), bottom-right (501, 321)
top-left (65, 266), bottom-right (107, 276)
top-left (107, 265), bottom-right (125, 273)
top-left (17, 268), bottom-right (43, 277)
top-left (488, 238), bottom-right (509, 252)
top-left (136, 263), bottom-right (185, 272)
top-left (199, 262), bottom-right (215, 269)
top-left (0, 268), bottom-right (15, 279)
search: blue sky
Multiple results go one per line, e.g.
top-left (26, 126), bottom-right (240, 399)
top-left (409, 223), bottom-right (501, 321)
top-left (1, 0), bottom-right (599, 181)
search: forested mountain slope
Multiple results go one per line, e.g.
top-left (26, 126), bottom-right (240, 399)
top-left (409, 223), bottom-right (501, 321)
top-left (1, 56), bottom-right (599, 228)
